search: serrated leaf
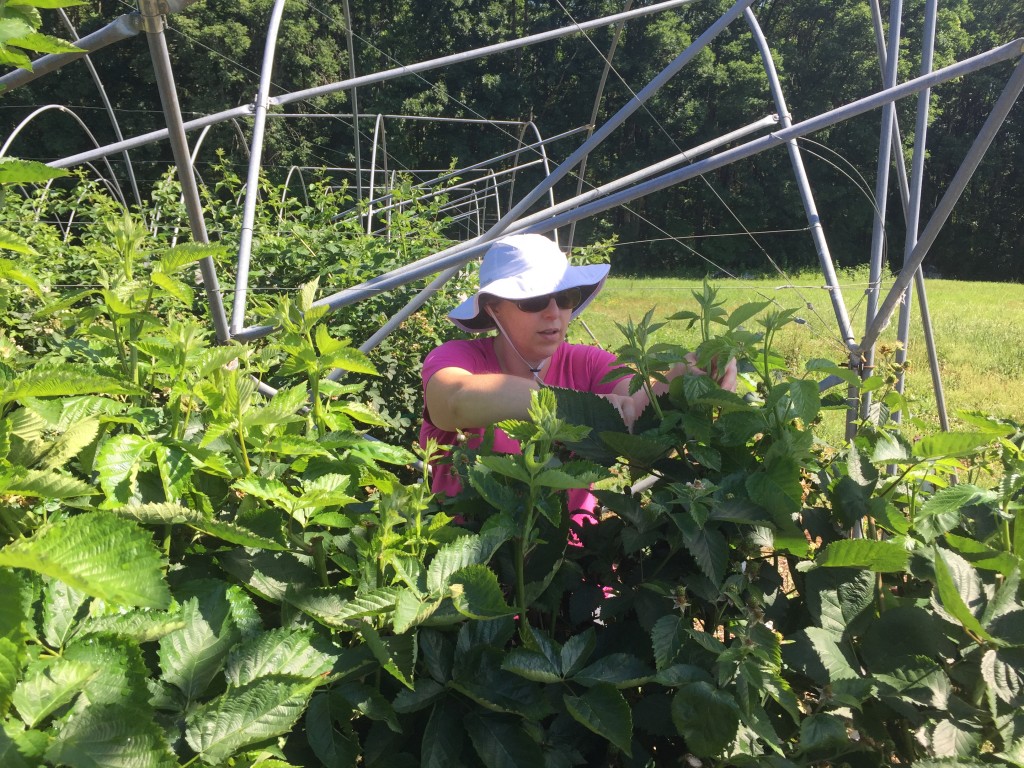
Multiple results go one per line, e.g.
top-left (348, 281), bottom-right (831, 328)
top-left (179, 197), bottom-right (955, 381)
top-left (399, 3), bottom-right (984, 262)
top-left (42, 578), bottom-right (86, 648)
top-left (933, 546), bottom-right (993, 642)
top-left (799, 713), bottom-right (850, 754)
top-left (814, 539), bottom-right (909, 573)
top-left (803, 627), bottom-right (859, 681)
top-left (359, 623), bottom-right (415, 690)
top-left (225, 627), bottom-right (333, 687)
top-left (671, 681), bottom-right (739, 758)
top-left (600, 430), bottom-right (675, 468)
top-left (0, 468), bottom-right (96, 499)
top-left (159, 595), bottom-right (238, 701)
top-left (150, 269), bottom-right (194, 306)
top-left (76, 609), bottom-right (187, 643)
top-left (0, 638), bottom-right (20, 716)
top-left (422, 698), bottom-right (464, 768)
top-left (306, 691), bottom-right (360, 768)
top-left (931, 717), bottom-right (983, 758)
top-left (448, 564), bottom-right (513, 620)
top-left (680, 525), bottom-right (728, 584)
top-left (786, 379), bottom-right (821, 424)
top-left (912, 432), bottom-right (993, 459)
top-left (564, 683), bottom-right (633, 755)
top-left (319, 344), bottom-right (378, 376)
top-left (198, 517), bottom-right (289, 550)
top-left (501, 648), bottom-right (562, 683)
top-left (0, 511), bottom-right (169, 608)
top-left (917, 485), bottom-right (996, 541)
top-left (0, 157), bottom-right (70, 184)
top-left (289, 586), bottom-right (399, 627)
top-left (426, 529), bottom-right (508, 593)
top-left (46, 703), bottom-right (176, 768)
top-left (0, 256), bottom-right (42, 295)
top-left (651, 614), bottom-right (687, 671)
top-left (572, 653), bottom-right (652, 688)
top-left (392, 678), bottom-right (446, 714)
top-left (982, 648), bottom-right (1024, 707)
top-left (465, 712), bottom-right (545, 768)
top-left (95, 433), bottom-right (152, 505)
top-left (12, 656), bottom-right (94, 727)
top-left (333, 680), bottom-right (401, 733)
top-left (185, 677), bottom-right (315, 763)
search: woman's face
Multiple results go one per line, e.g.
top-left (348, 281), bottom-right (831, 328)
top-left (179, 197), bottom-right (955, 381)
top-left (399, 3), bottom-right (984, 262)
top-left (488, 294), bottom-right (571, 364)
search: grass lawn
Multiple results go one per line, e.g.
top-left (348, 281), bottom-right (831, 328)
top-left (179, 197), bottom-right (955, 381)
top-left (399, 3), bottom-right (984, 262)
top-left (567, 271), bottom-right (1024, 442)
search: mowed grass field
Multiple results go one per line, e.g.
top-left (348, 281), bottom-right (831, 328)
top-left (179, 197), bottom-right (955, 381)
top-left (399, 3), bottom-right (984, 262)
top-left (567, 271), bottom-right (1024, 442)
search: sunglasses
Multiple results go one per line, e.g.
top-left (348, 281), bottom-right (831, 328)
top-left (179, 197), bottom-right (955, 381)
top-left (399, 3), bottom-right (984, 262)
top-left (514, 287), bottom-right (583, 313)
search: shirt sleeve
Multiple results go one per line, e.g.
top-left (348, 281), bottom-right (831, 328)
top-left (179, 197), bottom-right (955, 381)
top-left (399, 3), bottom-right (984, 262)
top-left (421, 340), bottom-right (488, 389)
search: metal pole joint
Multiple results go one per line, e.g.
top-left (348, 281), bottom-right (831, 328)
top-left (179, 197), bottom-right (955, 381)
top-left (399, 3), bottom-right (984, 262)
top-left (138, 0), bottom-right (168, 34)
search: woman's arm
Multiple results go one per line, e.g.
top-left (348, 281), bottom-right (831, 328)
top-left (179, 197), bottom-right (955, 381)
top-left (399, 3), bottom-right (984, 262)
top-left (425, 367), bottom-right (541, 431)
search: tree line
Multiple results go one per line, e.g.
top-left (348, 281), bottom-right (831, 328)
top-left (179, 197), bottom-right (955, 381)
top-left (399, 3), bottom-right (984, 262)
top-left (3, 0), bottom-right (1021, 281)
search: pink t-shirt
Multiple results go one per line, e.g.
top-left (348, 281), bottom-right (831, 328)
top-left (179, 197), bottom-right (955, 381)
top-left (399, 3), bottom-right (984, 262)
top-left (419, 337), bottom-right (623, 512)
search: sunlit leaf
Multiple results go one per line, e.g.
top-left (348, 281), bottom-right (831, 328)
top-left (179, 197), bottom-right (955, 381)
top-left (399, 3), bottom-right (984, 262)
top-left (0, 511), bottom-right (169, 608)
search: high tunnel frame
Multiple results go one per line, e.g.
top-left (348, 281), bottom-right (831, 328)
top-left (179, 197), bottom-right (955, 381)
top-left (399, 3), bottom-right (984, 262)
top-left (1, 0), bottom-right (1023, 441)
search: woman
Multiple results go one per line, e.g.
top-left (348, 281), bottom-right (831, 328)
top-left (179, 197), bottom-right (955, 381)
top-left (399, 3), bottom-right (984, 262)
top-left (419, 233), bottom-right (735, 513)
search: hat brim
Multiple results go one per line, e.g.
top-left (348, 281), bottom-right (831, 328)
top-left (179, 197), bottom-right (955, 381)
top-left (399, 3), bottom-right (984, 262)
top-left (448, 263), bottom-right (610, 333)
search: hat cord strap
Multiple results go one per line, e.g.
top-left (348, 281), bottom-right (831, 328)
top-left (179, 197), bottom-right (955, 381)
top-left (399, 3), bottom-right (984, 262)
top-left (491, 316), bottom-right (549, 384)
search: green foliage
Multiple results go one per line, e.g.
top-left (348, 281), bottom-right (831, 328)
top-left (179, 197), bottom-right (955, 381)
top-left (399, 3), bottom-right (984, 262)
top-left (1, 142), bottom-right (1023, 766)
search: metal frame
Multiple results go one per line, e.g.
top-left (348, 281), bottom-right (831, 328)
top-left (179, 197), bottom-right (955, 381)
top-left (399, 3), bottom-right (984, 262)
top-left (0, 0), bottom-right (1021, 437)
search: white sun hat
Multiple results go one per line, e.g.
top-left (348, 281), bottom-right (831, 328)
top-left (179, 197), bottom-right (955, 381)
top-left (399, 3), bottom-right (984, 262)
top-left (448, 234), bottom-right (610, 333)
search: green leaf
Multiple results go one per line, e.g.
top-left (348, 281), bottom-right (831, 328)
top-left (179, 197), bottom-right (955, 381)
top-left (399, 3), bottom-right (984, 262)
top-left (306, 692), bottom-right (360, 768)
top-left (982, 648), bottom-right (1024, 707)
top-left (159, 594), bottom-right (239, 701)
top-left (802, 627), bottom-right (860, 681)
top-left (0, 158), bottom-right (69, 184)
top-left (501, 648), bottom-right (562, 683)
top-left (917, 485), bottom-right (996, 541)
top-left (451, 646), bottom-right (548, 717)
top-left (564, 683), bottom-right (633, 755)
top-left (600, 431), bottom-right (675, 467)
top-left (157, 242), bottom-right (228, 273)
top-left (422, 699), bottom-right (465, 768)
top-left (681, 525), bottom-right (728, 585)
top-left (393, 678), bottom-right (446, 714)
top-left (45, 703), bottom-right (176, 768)
top-left (360, 623), bottom-right (416, 690)
top-left (745, 457), bottom-right (802, 520)
top-left (0, 468), bottom-right (96, 499)
top-left (799, 713), bottom-right (850, 754)
top-left (0, 256), bottom-right (42, 295)
top-left (651, 614), bottom-right (687, 671)
top-left (42, 578), bottom-right (86, 649)
top-left (933, 546), bottom-right (994, 642)
top-left (814, 539), bottom-right (909, 573)
top-left (572, 653), bottom-right (652, 688)
top-left (912, 432), bottom-right (993, 459)
top-left (12, 656), bottom-right (94, 728)
top-left (0, 638), bottom-right (20, 716)
top-left (150, 269), bottom-right (194, 306)
top-left (95, 433), bottom-right (152, 505)
top-left (426, 529), bottom-right (508, 593)
top-left (185, 677), bottom-right (316, 764)
top-left (931, 717), bottom-right (983, 758)
top-left (465, 712), bottom-right (545, 767)
top-left (226, 628), bottom-right (334, 687)
top-left (0, 511), bottom-right (170, 608)
top-left (671, 681), bottom-right (739, 758)
top-left (334, 680), bottom-right (401, 733)
top-left (288, 586), bottom-right (399, 627)
top-left (786, 379), bottom-right (821, 424)
top-left (448, 564), bottom-right (513, 620)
